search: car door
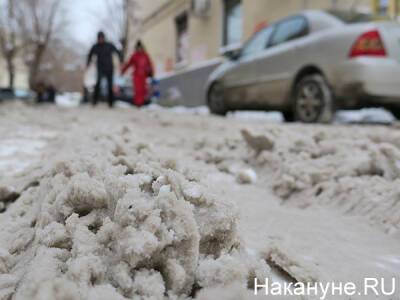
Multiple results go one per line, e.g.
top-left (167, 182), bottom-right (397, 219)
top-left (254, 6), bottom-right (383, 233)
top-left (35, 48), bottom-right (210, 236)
top-left (254, 16), bottom-right (309, 108)
top-left (222, 26), bottom-right (274, 109)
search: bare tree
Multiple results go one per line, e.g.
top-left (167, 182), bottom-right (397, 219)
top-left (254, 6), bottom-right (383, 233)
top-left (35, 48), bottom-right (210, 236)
top-left (16, 0), bottom-right (67, 89)
top-left (38, 37), bottom-right (85, 92)
top-left (101, 0), bottom-right (142, 60)
top-left (0, 0), bottom-right (20, 89)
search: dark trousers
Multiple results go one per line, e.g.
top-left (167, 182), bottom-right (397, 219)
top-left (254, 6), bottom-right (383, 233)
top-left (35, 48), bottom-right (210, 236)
top-left (93, 71), bottom-right (114, 107)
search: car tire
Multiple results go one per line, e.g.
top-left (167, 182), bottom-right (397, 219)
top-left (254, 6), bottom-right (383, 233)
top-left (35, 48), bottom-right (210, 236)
top-left (208, 82), bottom-right (227, 116)
top-left (390, 108), bottom-right (400, 121)
top-left (282, 110), bottom-right (294, 122)
top-left (293, 74), bottom-right (335, 123)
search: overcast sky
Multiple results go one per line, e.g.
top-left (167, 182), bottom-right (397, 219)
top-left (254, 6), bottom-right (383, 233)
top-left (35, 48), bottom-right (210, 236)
top-left (67, 0), bottom-right (110, 49)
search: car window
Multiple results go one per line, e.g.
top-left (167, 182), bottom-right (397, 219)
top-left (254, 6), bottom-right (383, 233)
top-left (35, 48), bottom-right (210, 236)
top-left (269, 17), bottom-right (308, 47)
top-left (241, 26), bottom-right (274, 57)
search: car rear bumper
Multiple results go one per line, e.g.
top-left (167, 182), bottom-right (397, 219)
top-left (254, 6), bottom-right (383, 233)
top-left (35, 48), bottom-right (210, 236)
top-left (333, 57), bottom-right (400, 107)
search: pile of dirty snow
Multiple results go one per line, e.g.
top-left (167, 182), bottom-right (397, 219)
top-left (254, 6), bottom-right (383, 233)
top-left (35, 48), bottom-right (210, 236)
top-left (0, 121), bottom-right (269, 300)
top-left (2, 102), bottom-right (400, 300)
top-left (240, 126), bottom-right (400, 235)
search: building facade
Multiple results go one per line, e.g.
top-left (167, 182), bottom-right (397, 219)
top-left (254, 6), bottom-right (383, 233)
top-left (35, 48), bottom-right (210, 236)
top-left (142, 0), bottom-right (397, 76)
top-left (374, 0), bottom-right (400, 17)
top-left (0, 56), bottom-right (29, 89)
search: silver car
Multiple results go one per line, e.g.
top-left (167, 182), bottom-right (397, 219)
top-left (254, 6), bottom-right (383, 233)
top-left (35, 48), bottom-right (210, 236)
top-left (206, 10), bottom-right (400, 122)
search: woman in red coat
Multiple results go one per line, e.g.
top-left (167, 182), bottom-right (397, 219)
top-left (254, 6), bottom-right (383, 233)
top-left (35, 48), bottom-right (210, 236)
top-left (121, 41), bottom-right (154, 107)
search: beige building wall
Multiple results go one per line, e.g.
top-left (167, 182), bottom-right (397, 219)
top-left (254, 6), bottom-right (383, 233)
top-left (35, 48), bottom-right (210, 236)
top-left (141, 0), bottom-right (188, 75)
top-left (0, 57), bottom-right (6, 86)
top-left (188, 1), bottom-right (224, 65)
top-left (143, 17), bottom-right (176, 75)
top-left (243, 0), bottom-right (302, 39)
top-left (243, 0), bottom-right (373, 38)
top-left (386, 0), bottom-right (400, 17)
top-left (0, 56), bottom-right (29, 89)
top-left (138, 0), bottom-right (375, 76)
top-left (141, 0), bottom-right (169, 19)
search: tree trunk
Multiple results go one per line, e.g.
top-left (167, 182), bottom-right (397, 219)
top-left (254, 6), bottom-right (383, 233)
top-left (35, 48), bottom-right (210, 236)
top-left (6, 55), bottom-right (15, 90)
top-left (121, 38), bottom-right (128, 62)
top-left (29, 59), bottom-right (40, 90)
top-left (121, 0), bottom-right (130, 60)
top-left (29, 45), bottom-right (46, 89)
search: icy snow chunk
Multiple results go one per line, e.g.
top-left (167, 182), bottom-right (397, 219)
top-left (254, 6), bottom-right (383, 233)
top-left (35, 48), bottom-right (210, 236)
top-left (0, 248), bottom-right (11, 273)
top-left (110, 262), bottom-right (133, 294)
top-left (40, 222), bottom-right (69, 248)
top-left (196, 251), bottom-right (270, 289)
top-left (29, 278), bottom-right (79, 300)
top-left (196, 254), bottom-right (248, 288)
top-left (56, 173), bottom-right (108, 217)
top-left (183, 182), bottom-right (203, 200)
top-left (0, 274), bottom-right (18, 299)
top-left (241, 129), bottom-right (274, 156)
top-left (87, 284), bottom-right (126, 300)
top-left (236, 169), bottom-right (258, 185)
top-left (9, 228), bottom-right (35, 254)
top-left (0, 185), bottom-right (19, 203)
top-left (132, 269), bottom-right (165, 300)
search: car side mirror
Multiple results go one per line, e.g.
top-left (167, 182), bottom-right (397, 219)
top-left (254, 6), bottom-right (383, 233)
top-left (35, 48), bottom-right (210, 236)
top-left (224, 48), bottom-right (242, 60)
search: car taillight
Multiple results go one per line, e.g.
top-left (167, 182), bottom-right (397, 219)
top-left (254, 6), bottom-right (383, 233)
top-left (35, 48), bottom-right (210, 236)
top-left (349, 30), bottom-right (387, 58)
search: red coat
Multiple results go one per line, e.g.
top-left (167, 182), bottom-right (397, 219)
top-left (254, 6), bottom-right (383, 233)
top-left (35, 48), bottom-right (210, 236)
top-left (122, 50), bottom-right (153, 77)
top-left (122, 50), bottom-right (154, 106)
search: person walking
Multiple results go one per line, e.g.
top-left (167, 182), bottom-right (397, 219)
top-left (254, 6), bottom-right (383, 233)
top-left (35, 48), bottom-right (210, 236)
top-left (121, 41), bottom-right (154, 107)
top-left (87, 31), bottom-right (123, 107)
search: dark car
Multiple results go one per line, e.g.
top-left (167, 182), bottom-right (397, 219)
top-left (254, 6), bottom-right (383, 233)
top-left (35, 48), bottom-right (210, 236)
top-left (0, 88), bottom-right (15, 101)
top-left (83, 76), bottom-right (134, 104)
top-left (0, 88), bottom-right (34, 101)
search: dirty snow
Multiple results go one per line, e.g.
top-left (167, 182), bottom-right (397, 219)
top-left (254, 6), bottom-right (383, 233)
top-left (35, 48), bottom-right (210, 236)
top-left (0, 102), bottom-right (400, 299)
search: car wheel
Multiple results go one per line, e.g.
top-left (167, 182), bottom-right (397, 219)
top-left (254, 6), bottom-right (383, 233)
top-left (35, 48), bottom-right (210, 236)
top-left (282, 110), bottom-right (294, 122)
top-left (293, 74), bottom-right (335, 123)
top-left (208, 82), bottom-right (227, 116)
top-left (390, 108), bottom-right (400, 121)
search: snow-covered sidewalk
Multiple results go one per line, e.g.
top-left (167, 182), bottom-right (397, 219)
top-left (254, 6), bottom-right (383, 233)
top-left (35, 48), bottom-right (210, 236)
top-left (0, 102), bottom-right (399, 299)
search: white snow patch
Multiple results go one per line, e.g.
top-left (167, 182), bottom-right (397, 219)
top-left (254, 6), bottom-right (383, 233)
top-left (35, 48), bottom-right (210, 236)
top-left (55, 93), bottom-right (82, 108)
top-left (0, 138), bottom-right (48, 178)
top-left (335, 108), bottom-right (396, 124)
top-left (229, 111), bottom-right (284, 123)
top-left (146, 104), bottom-right (210, 115)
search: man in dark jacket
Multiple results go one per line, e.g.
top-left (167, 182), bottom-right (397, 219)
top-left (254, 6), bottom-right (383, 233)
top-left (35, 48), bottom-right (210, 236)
top-left (87, 31), bottom-right (123, 107)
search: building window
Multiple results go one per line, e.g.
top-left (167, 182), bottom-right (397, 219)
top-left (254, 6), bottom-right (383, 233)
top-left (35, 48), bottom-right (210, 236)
top-left (176, 13), bottom-right (189, 64)
top-left (223, 0), bottom-right (243, 46)
top-left (378, 0), bottom-right (389, 15)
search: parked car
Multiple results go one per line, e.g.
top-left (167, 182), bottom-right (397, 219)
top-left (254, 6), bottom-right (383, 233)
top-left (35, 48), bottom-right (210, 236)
top-left (83, 75), bottom-right (134, 104)
top-left (0, 88), bottom-right (15, 101)
top-left (0, 88), bottom-right (34, 101)
top-left (206, 10), bottom-right (400, 122)
top-left (114, 77), bottom-right (135, 103)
